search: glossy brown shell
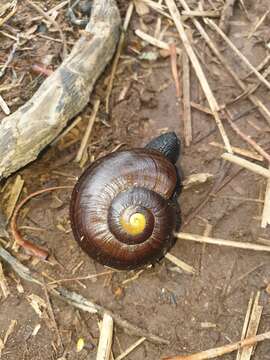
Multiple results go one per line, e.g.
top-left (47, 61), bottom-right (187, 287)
top-left (70, 148), bottom-right (178, 270)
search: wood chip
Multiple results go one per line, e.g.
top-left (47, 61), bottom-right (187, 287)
top-left (27, 293), bottom-right (47, 317)
top-left (32, 324), bottom-right (41, 337)
top-left (134, 0), bottom-right (149, 16)
top-left (182, 173), bottom-right (213, 189)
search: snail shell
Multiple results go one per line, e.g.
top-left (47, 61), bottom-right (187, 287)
top-left (70, 133), bottom-right (181, 270)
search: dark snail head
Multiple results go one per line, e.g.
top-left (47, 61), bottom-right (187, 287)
top-left (70, 132), bottom-right (181, 270)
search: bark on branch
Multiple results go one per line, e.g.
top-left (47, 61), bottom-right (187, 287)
top-left (0, 0), bottom-right (121, 180)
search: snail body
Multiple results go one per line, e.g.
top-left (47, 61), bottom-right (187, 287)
top-left (70, 132), bottom-right (181, 270)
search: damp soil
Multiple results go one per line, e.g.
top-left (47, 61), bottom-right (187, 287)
top-left (1, 1), bottom-right (270, 359)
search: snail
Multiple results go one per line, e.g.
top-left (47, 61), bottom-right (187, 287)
top-left (70, 132), bottom-right (181, 270)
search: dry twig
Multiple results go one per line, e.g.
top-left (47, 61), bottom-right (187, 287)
top-left (0, 1), bottom-right (17, 27)
top-left (261, 166), bottom-right (270, 228)
top-left (105, 2), bottom-right (134, 113)
top-left (165, 253), bottom-right (195, 274)
top-left (75, 99), bottom-right (100, 164)
top-left (0, 261), bottom-right (10, 298)
top-left (0, 34), bottom-right (20, 80)
top-left (182, 49), bottom-right (192, 146)
top-left (25, 0), bottom-right (67, 58)
top-left (169, 44), bottom-right (181, 99)
top-left (0, 94), bottom-right (10, 115)
top-left (42, 280), bottom-right (63, 349)
top-left (236, 294), bottom-right (255, 360)
top-left (51, 115), bottom-right (83, 145)
top-left (175, 232), bottom-right (270, 252)
top-left (96, 313), bottom-right (114, 360)
top-left (209, 142), bottom-right (263, 162)
top-left (5, 175), bottom-right (24, 221)
top-left (225, 109), bottom-right (270, 163)
top-left (244, 54), bottom-right (270, 79)
top-left (205, 18), bottom-right (270, 91)
top-left (164, 331), bottom-right (270, 360)
top-left (222, 153), bottom-right (270, 178)
top-left (248, 10), bottom-right (270, 39)
top-left (165, 0), bottom-right (232, 153)
top-left (47, 270), bottom-right (114, 285)
top-left (135, 29), bottom-right (181, 54)
top-left (238, 292), bottom-right (263, 360)
top-left (182, 10), bottom-right (219, 18)
top-left (177, 0), bottom-right (270, 125)
top-left (115, 337), bottom-right (146, 360)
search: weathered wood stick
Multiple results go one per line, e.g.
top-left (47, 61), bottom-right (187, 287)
top-left (0, 0), bottom-right (121, 180)
top-left (163, 330), bottom-right (270, 360)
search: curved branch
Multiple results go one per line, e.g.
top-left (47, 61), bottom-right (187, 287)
top-left (0, 0), bottom-right (121, 180)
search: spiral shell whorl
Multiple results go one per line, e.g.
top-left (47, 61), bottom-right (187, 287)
top-left (70, 148), bottom-right (178, 269)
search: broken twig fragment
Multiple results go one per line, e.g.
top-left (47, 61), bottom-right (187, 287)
top-left (165, 253), bottom-right (195, 274)
top-left (96, 313), bottom-right (114, 360)
top-left (175, 232), bottom-right (270, 252)
top-left (222, 153), bottom-right (270, 178)
top-left (237, 292), bottom-right (263, 360)
top-left (261, 166), bottom-right (270, 228)
top-left (164, 330), bottom-right (270, 359)
top-left (182, 49), bottom-right (192, 146)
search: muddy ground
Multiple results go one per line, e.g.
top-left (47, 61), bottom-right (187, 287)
top-left (1, 0), bottom-right (270, 359)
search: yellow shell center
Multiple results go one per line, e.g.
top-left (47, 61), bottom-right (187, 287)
top-left (120, 212), bottom-right (146, 235)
